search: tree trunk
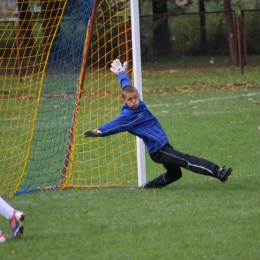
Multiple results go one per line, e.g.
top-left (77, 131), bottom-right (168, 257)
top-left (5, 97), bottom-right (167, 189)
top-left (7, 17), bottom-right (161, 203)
top-left (223, 0), bottom-right (237, 64)
top-left (199, 0), bottom-right (207, 55)
top-left (17, 0), bottom-right (35, 57)
top-left (139, 1), bottom-right (148, 60)
top-left (152, 1), bottom-right (171, 57)
top-left (40, 0), bottom-right (65, 61)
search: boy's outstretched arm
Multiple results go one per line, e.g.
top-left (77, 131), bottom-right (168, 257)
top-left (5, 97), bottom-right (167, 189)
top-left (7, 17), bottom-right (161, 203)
top-left (83, 59), bottom-right (131, 138)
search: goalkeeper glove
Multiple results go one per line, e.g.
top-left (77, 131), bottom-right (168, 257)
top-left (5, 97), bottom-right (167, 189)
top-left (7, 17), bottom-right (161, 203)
top-left (83, 129), bottom-right (102, 137)
top-left (110, 59), bottom-right (128, 76)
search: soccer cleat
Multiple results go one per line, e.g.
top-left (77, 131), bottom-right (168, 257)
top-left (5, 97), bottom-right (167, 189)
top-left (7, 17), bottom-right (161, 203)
top-left (217, 166), bottom-right (232, 183)
top-left (139, 174), bottom-right (168, 188)
top-left (140, 171), bottom-right (182, 189)
top-left (9, 210), bottom-right (25, 239)
top-left (140, 173), bottom-right (174, 188)
top-left (139, 183), bottom-right (149, 188)
top-left (0, 229), bottom-right (6, 243)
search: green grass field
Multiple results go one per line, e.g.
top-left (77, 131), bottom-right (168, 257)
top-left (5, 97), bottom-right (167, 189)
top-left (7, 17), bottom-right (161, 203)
top-left (1, 68), bottom-right (260, 259)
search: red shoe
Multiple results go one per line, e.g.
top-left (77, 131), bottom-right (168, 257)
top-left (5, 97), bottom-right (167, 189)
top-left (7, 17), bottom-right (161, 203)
top-left (0, 229), bottom-right (6, 242)
top-left (9, 210), bottom-right (25, 238)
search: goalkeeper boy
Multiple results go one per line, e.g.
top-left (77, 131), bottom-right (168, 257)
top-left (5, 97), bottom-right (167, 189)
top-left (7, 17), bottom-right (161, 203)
top-left (83, 59), bottom-right (232, 188)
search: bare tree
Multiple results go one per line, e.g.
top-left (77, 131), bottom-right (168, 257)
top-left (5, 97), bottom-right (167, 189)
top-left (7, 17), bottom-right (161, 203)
top-left (40, 0), bottom-right (65, 60)
top-left (223, 0), bottom-right (237, 64)
top-left (152, 0), bottom-right (171, 56)
top-left (199, 0), bottom-right (207, 55)
top-left (17, 0), bottom-right (35, 56)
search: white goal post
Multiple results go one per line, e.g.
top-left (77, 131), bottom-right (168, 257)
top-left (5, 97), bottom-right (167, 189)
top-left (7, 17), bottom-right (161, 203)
top-left (130, 0), bottom-right (146, 187)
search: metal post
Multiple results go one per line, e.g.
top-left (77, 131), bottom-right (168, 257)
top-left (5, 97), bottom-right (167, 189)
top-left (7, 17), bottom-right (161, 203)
top-left (130, 0), bottom-right (146, 187)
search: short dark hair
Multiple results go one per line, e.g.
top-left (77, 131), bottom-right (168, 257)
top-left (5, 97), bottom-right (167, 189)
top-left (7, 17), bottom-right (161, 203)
top-left (122, 85), bottom-right (138, 98)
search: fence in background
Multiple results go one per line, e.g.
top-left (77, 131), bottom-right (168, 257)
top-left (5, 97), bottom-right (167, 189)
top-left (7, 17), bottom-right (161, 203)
top-left (139, 10), bottom-right (260, 72)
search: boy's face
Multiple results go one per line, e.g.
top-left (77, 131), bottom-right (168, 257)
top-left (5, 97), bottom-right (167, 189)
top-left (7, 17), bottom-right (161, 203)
top-left (122, 90), bottom-right (140, 109)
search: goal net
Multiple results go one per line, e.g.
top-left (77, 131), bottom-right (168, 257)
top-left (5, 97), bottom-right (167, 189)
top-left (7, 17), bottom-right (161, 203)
top-left (0, 0), bottom-right (139, 196)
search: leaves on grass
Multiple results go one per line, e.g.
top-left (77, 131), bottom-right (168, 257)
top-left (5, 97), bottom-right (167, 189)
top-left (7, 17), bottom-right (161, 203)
top-left (144, 85), bottom-right (259, 94)
top-left (142, 67), bottom-right (260, 93)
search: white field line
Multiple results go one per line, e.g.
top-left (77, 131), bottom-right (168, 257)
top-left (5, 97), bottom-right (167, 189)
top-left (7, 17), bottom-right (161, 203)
top-left (147, 92), bottom-right (260, 116)
top-left (147, 92), bottom-right (260, 108)
top-left (189, 92), bottom-right (260, 104)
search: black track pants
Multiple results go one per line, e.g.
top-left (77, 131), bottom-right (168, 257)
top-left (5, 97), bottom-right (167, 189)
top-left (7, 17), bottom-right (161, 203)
top-left (150, 143), bottom-right (219, 179)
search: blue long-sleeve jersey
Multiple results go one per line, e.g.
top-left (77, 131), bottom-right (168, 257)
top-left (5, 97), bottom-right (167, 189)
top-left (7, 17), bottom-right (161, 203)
top-left (98, 73), bottom-right (169, 154)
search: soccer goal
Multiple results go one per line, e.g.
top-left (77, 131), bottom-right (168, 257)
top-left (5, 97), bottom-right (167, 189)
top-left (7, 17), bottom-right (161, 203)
top-left (0, 0), bottom-right (145, 196)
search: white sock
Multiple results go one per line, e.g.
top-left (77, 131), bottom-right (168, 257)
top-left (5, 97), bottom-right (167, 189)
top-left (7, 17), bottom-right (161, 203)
top-left (0, 197), bottom-right (14, 220)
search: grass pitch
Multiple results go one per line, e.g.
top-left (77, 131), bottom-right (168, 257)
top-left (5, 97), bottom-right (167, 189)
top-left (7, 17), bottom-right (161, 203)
top-left (1, 71), bottom-right (260, 259)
